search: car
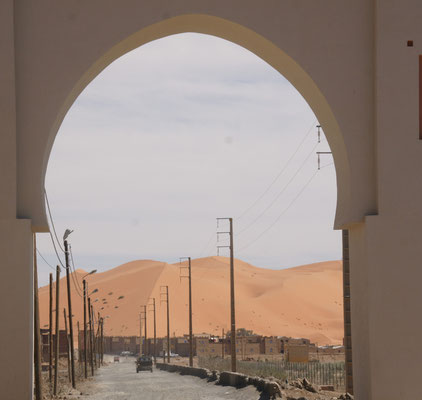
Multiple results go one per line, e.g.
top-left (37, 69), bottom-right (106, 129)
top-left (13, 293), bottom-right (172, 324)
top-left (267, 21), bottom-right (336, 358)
top-left (114, 356), bottom-right (120, 362)
top-left (136, 356), bottom-right (153, 373)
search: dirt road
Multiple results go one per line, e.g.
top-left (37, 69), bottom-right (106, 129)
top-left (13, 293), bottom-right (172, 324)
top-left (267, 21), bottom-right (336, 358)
top-left (82, 357), bottom-right (262, 400)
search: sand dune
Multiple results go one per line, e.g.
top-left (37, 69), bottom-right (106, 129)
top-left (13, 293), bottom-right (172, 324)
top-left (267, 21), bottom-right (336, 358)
top-left (38, 257), bottom-right (343, 345)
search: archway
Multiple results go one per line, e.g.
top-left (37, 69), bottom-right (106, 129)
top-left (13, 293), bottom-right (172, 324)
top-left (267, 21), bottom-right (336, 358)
top-left (31, 15), bottom-right (352, 231)
top-left (2, 9), bottom-right (377, 400)
top-left (38, 16), bottom-right (350, 396)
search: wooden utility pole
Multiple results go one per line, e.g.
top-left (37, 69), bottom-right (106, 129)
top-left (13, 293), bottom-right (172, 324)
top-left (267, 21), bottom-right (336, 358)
top-left (140, 305), bottom-right (147, 355)
top-left (49, 272), bottom-right (53, 382)
top-left (77, 321), bottom-right (80, 366)
top-left (97, 312), bottom-right (101, 368)
top-left (160, 286), bottom-right (170, 362)
top-left (88, 297), bottom-right (94, 376)
top-left (222, 328), bottom-right (225, 359)
top-left (83, 279), bottom-right (88, 378)
top-left (100, 317), bottom-right (104, 365)
top-left (139, 312), bottom-right (143, 356)
top-left (180, 257), bottom-right (193, 367)
top-left (63, 238), bottom-right (76, 387)
top-left (33, 234), bottom-right (43, 400)
top-left (53, 266), bottom-right (60, 396)
top-left (343, 229), bottom-right (354, 395)
top-left (63, 308), bottom-right (71, 382)
top-left (92, 306), bottom-right (98, 369)
top-left (217, 217), bottom-right (236, 372)
top-left (149, 298), bottom-right (157, 362)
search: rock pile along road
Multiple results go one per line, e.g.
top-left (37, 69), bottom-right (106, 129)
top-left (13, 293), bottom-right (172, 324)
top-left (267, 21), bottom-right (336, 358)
top-left (83, 357), bottom-right (261, 400)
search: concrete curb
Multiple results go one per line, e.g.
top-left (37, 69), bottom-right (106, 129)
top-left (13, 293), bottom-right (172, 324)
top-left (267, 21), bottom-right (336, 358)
top-left (155, 363), bottom-right (282, 398)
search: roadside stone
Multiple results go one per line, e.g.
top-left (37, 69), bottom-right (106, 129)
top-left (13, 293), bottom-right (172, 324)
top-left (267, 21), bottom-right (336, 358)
top-left (291, 379), bottom-right (303, 389)
top-left (338, 393), bottom-right (354, 400)
top-left (264, 380), bottom-right (282, 399)
top-left (302, 378), bottom-right (318, 393)
top-left (207, 369), bottom-right (220, 382)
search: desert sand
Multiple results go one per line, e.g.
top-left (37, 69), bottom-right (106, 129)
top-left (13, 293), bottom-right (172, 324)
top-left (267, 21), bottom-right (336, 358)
top-left (38, 257), bottom-right (343, 345)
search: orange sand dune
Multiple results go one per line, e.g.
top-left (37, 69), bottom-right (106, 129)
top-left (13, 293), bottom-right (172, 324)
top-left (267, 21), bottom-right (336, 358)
top-left (38, 257), bottom-right (343, 345)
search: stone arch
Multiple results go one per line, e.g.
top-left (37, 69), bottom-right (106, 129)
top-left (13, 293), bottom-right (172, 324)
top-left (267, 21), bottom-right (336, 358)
top-left (36, 14), bottom-right (351, 231)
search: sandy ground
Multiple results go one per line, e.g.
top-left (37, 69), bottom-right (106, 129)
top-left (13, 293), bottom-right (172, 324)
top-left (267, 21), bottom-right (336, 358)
top-left (39, 257), bottom-right (343, 345)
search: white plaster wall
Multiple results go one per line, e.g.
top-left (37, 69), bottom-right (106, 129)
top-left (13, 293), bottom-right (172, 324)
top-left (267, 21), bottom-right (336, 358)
top-left (0, 220), bottom-right (33, 400)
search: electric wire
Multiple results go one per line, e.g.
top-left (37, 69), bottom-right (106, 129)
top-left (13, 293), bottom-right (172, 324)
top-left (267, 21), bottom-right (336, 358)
top-left (320, 162), bottom-right (334, 170)
top-left (44, 189), bottom-right (65, 252)
top-left (198, 231), bottom-right (217, 259)
top-left (237, 169), bottom-right (319, 253)
top-left (47, 229), bottom-right (65, 269)
top-left (36, 248), bottom-right (57, 271)
top-left (44, 190), bottom-right (66, 269)
top-left (236, 119), bottom-right (317, 221)
top-left (44, 189), bottom-right (85, 300)
top-left (236, 141), bottom-right (318, 236)
top-left (69, 244), bottom-right (84, 296)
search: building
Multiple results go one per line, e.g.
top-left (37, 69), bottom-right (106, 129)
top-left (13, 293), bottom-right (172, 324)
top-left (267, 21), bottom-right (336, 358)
top-left (264, 336), bottom-right (282, 355)
top-left (285, 344), bottom-right (310, 363)
top-left (40, 329), bottom-right (69, 363)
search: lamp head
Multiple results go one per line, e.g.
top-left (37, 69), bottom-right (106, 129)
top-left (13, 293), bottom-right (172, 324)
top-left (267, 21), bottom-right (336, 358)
top-left (63, 229), bottom-right (74, 241)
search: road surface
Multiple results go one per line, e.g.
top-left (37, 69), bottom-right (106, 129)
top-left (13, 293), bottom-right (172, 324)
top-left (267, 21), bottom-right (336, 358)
top-left (84, 357), bottom-right (262, 400)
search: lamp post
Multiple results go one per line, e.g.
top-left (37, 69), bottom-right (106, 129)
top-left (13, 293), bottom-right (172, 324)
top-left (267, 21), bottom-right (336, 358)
top-left (63, 229), bottom-right (76, 387)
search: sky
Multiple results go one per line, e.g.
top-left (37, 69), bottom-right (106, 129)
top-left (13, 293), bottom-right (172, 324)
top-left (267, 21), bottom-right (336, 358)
top-left (36, 33), bottom-right (339, 286)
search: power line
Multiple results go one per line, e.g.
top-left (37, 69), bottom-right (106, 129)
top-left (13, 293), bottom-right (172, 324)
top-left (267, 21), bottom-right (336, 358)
top-left (237, 169), bottom-right (319, 252)
top-left (36, 249), bottom-right (57, 271)
top-left (69, 244), bottom-right (84, 294)
top-left (198, 231), bottom-right (216, 258)
top-left (236, 119), bottom-right (316, 220)
top-left (320, 162), bottom-right (334, 170)
top-left (44, 189), bottom-right (65, 252)
top-left (47, 229), bottom-right (66, 269)
top-left (236, 142), bottom-right (318, 236)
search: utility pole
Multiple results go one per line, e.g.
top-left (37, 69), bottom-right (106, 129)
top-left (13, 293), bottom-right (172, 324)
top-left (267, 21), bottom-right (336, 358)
top-left (77, 321), bottom-right (81, 367)
top-left (49, 272), bottom-right (53, 382)
top-left (63, 233), bottom-right (76, 388)
top-left (316, 124), bottom-right (322, 143)
top-left (83, 279), bottom-right (88, 378)
top-left (63, 308), bottom-right (71, 382)
top-left (217, 217), bottom-right (236, 372)
top-left (33, 234), bottom-right (43, 400)
top-left (91, 304), bottom-right (97, 369)
top-left (180, 257), bottom-right (193, 367)
top-left (222, 328), bottom-right (225, 359)
top-left (53, 266), bottom-right (60, 396)
top-left (88, 297), bottom-right (94, 376)
top-left (160, 286), bottom-right (170, 362)
top-left (148, 298), bottom-right (157, 363)
top-left (97, 312), bottom-right (101, 368)
top-left (140, 305), bottom-right (147, 356)
top-left (139, 312), bottom-right (143, 356)
top-left (316, 151), bottom-right (332, 170)
top-left (100, 317), bottom-right (104, 365)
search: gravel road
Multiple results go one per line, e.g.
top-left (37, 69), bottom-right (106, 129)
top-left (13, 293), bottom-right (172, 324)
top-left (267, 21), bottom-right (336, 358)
top-left (84, 357), bottom-right (263, 400)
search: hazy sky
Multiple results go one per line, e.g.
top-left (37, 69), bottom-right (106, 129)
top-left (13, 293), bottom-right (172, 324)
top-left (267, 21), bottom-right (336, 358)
top-left (36, 33), bottom-right (339, 286)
